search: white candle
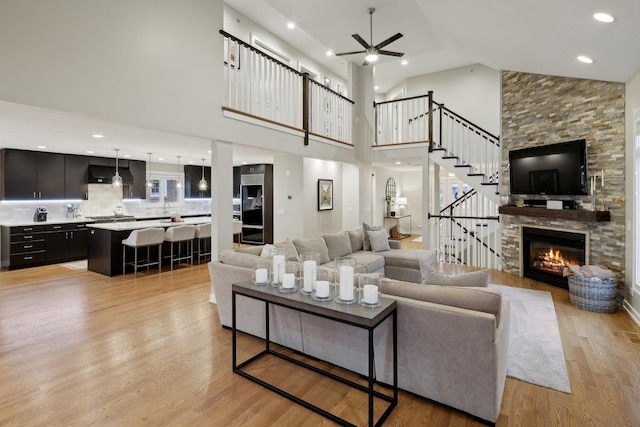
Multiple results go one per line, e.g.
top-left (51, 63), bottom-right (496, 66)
top-left (316, 280), bottom-right (330, 298)
top-left (303, 260), bottom-right (316, 292)
top-left (272, 255), bottom-right (285, 284)
top-left (339, 265), bottom-right (354, 300)
top-left (363, 284), bottom-right (378, 304)
top-left (601, 169), bottom-right (604, 187)
top-left (591, 176), bottom-right (594, 195)
top-left (255, 268), bottom-right (268, 284)
top-left (282, 273), bottom-right (295, 288)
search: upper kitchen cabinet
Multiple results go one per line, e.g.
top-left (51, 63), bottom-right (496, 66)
top-left (65, 154), bottom-right (89, 199)
top-left (184, 164), bottom-right (211, 198)
top-left (124, 160), bottom-right (146, 199)
top-left (0, 149), bottom-right (65, 200)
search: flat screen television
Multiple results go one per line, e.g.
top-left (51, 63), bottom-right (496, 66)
top-left (509, 139), bottom-right (588, 195)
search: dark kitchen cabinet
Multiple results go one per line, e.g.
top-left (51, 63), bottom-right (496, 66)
top-left (45, 223), bottom-right (89, 263)
top-left (184, 165), bottom-right (211, 198)
top-left (0, 149), bottom-right (65, 200)
top-left (124, 159), bottom-right (147, 199)
top-left (233, 166), bottom-right (241, 198)
top-left (65, 154), bottom-right (89, 199)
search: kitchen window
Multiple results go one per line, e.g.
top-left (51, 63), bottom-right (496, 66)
top-left (146, 172), bottom-right (183, 204)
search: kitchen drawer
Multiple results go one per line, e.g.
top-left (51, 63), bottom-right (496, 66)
top-left (10, 233), bottom-right (45, 243)
top-left (11, 240), bottom-right (45, 254)
top-left (10, 225), bottom-right (46, 235)
top-left (10, 251), bottom-right (46, 267)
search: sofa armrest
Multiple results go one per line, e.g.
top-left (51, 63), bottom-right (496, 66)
top-left (388, 239), bottom-right (402, 249)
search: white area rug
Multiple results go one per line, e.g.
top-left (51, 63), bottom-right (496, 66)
top-left (412, 236), bottom-right (423, 243)
top-left (489, 284), bottom-right (571, 393)
top-left (61, 260), bottom-right (88, 270)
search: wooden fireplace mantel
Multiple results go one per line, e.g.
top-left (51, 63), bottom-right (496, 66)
top-left (498, 205), bottom-right (610, 222)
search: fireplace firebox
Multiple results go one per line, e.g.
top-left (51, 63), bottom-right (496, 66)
top-left (521, 226), bottom-right (588, 289)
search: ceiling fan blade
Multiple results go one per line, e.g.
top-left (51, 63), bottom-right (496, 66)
top-left (335, 50), bottom-right (366, 57)
top-left (378, 50), bottom-right (405, 57)
top-left (374, 33), bottom-right (403, 50)
top-left (351, 34), bottom-right (371, 49)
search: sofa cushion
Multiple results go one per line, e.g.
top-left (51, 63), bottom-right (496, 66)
top-left (368, 229), bottom-right (391, 252)
top-left (220, 249), bottom-right (264, 269)
top-left (422, 268), bottom-right (490, 288)
top-left (347, 227), bottom-right (364, 252)
top-left (323, 231), bottom-right (353, 260)
top-left (347, 252), bottom-right (385, 273)
top-left (236, 245), bottom-right (263, 256)
top-left (381, 249), bottom-right (437, 271)
top-left (293, 237), bottom-right (331, 265)
top-left (362, 222), bottom-right (385, 251)
top-left (379, 278), bottom-right (502, 325)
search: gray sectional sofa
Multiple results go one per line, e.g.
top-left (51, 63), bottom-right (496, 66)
top-left (208, 229), bottom-right (509, 424)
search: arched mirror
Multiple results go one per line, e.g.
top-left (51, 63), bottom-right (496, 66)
top-left (385, 178), bottom-right (396, 203)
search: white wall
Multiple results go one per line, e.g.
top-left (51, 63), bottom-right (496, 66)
top-left (625, 68), bottom-right (640, 323)
top-left (0, 0), bottom-right (225, 140)
top-left (272, 154), bottom-right (305, 242)
top-left (303, 158), bottom-right (343, 236)
top-left (385, 63), bottom-right (500, 136)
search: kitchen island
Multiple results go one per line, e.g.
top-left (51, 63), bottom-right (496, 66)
top-left (87, 216), bottom-right (211, 276)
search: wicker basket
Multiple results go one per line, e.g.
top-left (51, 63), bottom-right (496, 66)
top-left (567, 276), bottom-right (619, 313)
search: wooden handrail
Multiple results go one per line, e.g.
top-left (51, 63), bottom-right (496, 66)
top-left (437, 103), bottom-right (500, 143)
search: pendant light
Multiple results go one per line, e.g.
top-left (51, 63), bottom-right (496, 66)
top-left (198, 158), bottom-right (208, 191)
top-left (146, 152), bottom-right (153, 188)
top-left (112, 148), bottom-right (122, 187)
top-left (176, 156), bottom-right (182, 189)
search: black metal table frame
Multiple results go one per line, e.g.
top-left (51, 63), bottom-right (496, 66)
top-left (232, 283), bottom-right (398, 427)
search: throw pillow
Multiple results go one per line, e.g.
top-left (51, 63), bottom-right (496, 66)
top-left (274, 238), bottom-right (300, 262)
top-left (347, 227), bottom-right (364, 252)
top-left (293, 237), bottom-right (331, 265)
top-left (362, 222), bottom-right (385, 251)
top-left (367, 229), bottom-right (391, 252)
top-left (323, 231), bottom-right (353, 260)
top-left (259, 244), bottom-right (277, 258)
top-left (422, 267), bottom-right (490, 288)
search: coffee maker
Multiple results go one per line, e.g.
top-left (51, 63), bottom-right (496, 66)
top-left (34, 207), bottom-right (48, 222)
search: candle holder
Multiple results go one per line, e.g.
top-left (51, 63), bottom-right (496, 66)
top-left (252, 261), bottom-right (271, 286)
top-left (358, 274), bottom-right (382, 308)
top-left (270, 248), bottom-right (287, 287)
top-left (300, 253), bottom-right (320, 295)
top-left (334, 257), bottom-right (357, 304)
top-left (312, 270), bottom-right (334, 301)
top-left (278, 262), bottom-right (299, 293)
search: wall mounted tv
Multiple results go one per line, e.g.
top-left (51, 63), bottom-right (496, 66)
top-left (509, 139), bottom-right (588, 195)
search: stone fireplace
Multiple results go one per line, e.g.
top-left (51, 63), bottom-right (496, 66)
top-left (521, 226), bottom-right (589, 289)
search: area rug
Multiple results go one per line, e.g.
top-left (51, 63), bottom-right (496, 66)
top-left (489, 284), bottom-right (572, 393)
top-left (61, 260), bottom-right (88, 270)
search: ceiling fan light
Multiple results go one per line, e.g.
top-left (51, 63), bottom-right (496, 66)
top-left (365, 53), bottom-right (378, 63)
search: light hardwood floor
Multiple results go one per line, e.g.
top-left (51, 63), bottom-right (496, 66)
top-left (0, 239), bottom-right (639, 426)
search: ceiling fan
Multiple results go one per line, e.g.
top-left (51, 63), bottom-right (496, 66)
top-left (335, 7), bottom-right (404, 65)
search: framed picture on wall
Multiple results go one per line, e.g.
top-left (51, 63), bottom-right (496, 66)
top-left (324, 76), bottom-right (332, 88)
top-left (318, 179), bottom-right (333, 211)
top-left (224, 38), bottom-right (240, 69)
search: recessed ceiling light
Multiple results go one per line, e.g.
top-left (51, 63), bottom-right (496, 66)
top-left (401, 60), bottom-right (408, 66)
top-left (578, 55), bottom-right (594, 64)
top-left (241, 161), bottom-right (248, 165)
top-left (37, 145), bottom-right (47, 149)
top-left (593, 12), bottom-right (614, 23)
top-left (86, 150), bottom-right (94, 154)
top-left (395, 161), bottom-right (402, 165)
top-left (207, 150), bottom-right (212, 154)
top-left (124, 154), bottom-right (131, 158)
top-left (188, 160), bottom-right (194, 164)
top-left (374, 86), bottom-right (379, 90)
top-left (92, 134), bottom-right (104, 139)
top-left (326, 50), bottom-right (333, 57)
top-left (287, 22), bottom-right (295, 30)
top-left (158, 157), bottom-right (164, 161)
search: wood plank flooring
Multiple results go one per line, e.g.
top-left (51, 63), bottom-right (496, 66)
top-left (0, 239), bottom-right (639, 426)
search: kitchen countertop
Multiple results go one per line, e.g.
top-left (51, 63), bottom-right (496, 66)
top-left (0, 218), bottom-right (95, 227)
top-left (87, 216), bottom-right (212, 231)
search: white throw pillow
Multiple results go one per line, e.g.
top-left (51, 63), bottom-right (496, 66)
top-left (367, 229), bottom-right (391, 252)
top-left (260, 244), bottom-right (277, 258)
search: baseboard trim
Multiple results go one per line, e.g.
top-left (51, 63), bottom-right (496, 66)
top-left (623, 299), bottom-right (640, 327)
top-left (209, 293), bottom-right (217, 304)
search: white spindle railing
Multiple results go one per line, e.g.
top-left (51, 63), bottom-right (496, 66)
top-left (375, 95), bottom-right (431, 145)
top-left (308, 81), bottom-right (353, 144)
top-left (222, 31), bottom-right (353, 145)
top-left (434, 190), bottom-right (501, 269)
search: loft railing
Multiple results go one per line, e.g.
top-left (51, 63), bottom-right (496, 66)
top-left (221, 30), bottom-right (354, 145)
top-left (430, 190), bottom-right (501, 269)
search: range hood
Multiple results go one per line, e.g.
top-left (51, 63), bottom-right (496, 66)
top-left (88, 165), bottom-right (134, 184)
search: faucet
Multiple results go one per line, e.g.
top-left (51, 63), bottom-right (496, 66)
top-left (163, 200), bottom-right (170, 214)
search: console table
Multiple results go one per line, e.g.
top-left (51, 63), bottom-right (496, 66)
top-left (383, 215), bottom-right (411, 239)
top-left (232, 281), bottom-right (398, 427)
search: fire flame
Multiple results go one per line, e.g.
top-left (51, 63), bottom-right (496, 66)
top-left (532, 246), bottom-right (579, 276)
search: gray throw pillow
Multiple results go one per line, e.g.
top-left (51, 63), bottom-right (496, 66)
top-left (274, 238), bottom-right (300, 261)
top-left (347, 227), bottom-right (364, 252)
top-left (367, 229), bottom-right (391, 252)
top-left (293, 237), bottom-right (331, 265)
top-left (362, 222), bottom-right (385, 251)
top-left (323, 231), bottom-right (353, 260)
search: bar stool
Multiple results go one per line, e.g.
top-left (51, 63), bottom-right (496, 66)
top-left (233, 219), bottom-right (243, 246)
top-left (194, 223), bottom-right (212, 264)
top-left (122, 227), bottom-right (165, 277)
top-left (164, 225), bottom-right (196, 270)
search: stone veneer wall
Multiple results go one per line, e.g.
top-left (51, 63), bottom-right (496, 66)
top-left (501, 71), bottom-right (625, 283)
